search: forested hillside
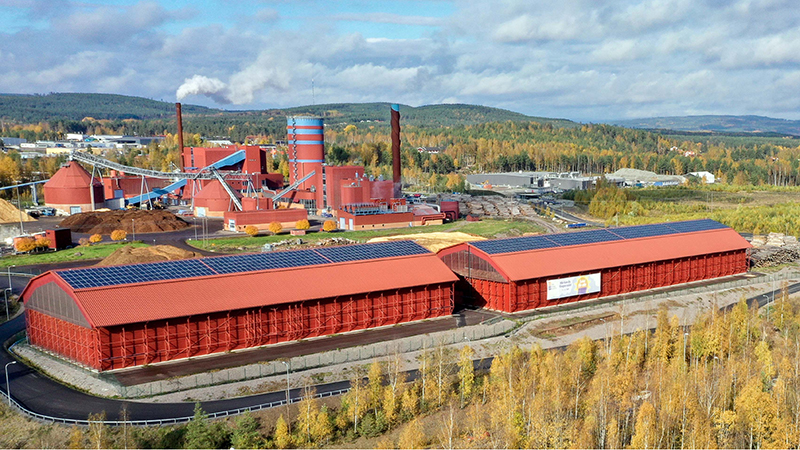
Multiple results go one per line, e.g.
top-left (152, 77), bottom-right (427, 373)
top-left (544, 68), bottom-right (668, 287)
top-left (611, 115), bottom-right (800, 136)
top-left (3, 296), bottom-right (799, 449)
top-left (0, 93), bottom-right (216, 122)
top-left (0, 93), bottom-right (566, 141)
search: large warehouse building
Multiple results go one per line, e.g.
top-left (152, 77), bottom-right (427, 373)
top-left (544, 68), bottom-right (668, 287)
top-left (437, 219), bottom-right (750, 312)
top-left (21, 241), bottom-right (457, 371)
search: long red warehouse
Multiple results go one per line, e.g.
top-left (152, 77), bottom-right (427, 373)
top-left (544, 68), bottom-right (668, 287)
top-left (437, 219), bottom-right (751, 313)
top-left (21, 241), bottom-right (457, 371)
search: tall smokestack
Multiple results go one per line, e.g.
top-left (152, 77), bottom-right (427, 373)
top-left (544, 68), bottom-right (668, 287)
top-left (391, 104), bottom-right (401, 198)
top-left (176, 102), bottom-right (184, 171)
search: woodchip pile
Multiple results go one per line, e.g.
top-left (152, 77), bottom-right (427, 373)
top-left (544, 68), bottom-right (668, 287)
top-left (0, 198), bottom-right (36, 224)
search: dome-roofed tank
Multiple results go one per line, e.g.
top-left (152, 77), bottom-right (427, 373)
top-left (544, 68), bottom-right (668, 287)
top-left (44, 161), bottom-right (104, 214)
top-left (193, 180), bottom-right (242, 218)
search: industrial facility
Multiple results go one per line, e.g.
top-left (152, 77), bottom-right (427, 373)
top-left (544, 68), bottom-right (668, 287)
top-left (37, 104), bottom-right (447, 231)
top-left (437, 219), bottom-right (750, 312)
top-left (21, 219), bottom-right (751, 371)
top-left (21, 241), bottom-right (457, 371)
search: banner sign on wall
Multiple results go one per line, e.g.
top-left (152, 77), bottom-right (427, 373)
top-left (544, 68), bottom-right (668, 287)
top-left (546, 273), bottom-right (601, 300)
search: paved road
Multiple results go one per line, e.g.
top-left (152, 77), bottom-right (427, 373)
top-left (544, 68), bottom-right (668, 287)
top-left (0, 273), bottom-right (793, 423)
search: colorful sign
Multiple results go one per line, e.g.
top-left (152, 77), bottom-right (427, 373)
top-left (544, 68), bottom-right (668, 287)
top-left (546, 273), bottom-right (601, 300)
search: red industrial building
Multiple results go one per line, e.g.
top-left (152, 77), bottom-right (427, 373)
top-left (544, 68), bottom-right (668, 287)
top-left (438, 220), bottom-right (751, 312)
top-left (21, 241), bottom-right (456, 371)
top-left (43, 162), bottom-right (104, 214)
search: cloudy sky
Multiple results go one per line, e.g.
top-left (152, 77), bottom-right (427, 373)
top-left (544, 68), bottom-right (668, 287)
top-left (2, 0), bottom-right (800, 122)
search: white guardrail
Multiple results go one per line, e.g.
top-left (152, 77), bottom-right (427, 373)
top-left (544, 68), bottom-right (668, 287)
top-left (0, 386), bottom-right (351, 427)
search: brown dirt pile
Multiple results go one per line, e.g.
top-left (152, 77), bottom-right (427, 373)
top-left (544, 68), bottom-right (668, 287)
top-left (59, 210), bottom-right (190, 234)
top-left (96, 244), bottom-right (202, 266)
top-left (0, 198), bottom-right (36, 224)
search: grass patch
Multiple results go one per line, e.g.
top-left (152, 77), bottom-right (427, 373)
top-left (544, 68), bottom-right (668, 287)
top-left (188, 219), bottom-right (545, 252)
top-left (0, 242), bottom-right (149, 267)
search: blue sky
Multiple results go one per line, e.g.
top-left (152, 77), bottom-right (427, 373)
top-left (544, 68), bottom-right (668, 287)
top-left (2, 0), bottom-right (800, 122)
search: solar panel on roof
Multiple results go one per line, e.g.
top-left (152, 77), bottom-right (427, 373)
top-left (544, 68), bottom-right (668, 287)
top-left (543, 229), bottom-right (622, 247)
top-left (58, 259), bottom-right (216, 290)
top-left (664, 219), bottom-right (727, 233)
top-left (315, 240), bottom-right (429, 263)
top-left (202, 250), bottom-right (331, 274)
top-left (607, 223), bottom-right (682, 239)
top-left (471, 219), bottom-right (731, 255)
top-left (472, 235), bottom-right (560, 255)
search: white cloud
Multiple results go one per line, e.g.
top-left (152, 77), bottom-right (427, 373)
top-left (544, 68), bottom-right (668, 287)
top-left (6, 0), bottom-right (800, 120)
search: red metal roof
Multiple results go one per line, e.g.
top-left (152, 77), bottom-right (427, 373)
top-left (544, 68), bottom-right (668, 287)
top-left (44, 162), bottom-right (102, 189)
top-left (441, 228), bottom-right (751, 282)
top-left (24, 253), bottom-right (458, 328)
top-left (195, 179), bottom-right (242, 200)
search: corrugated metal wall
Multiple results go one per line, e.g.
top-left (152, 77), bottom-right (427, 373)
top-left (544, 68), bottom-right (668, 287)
top-left (27, 309), bottom-right (101, 369)
top-left (462, 250), bottom-right (748, 313)
top-left (88, 283), bottom-right (453, 370)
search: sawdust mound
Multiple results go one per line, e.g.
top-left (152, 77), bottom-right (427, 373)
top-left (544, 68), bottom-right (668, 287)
top-left (0, 198), bottom-right (36, 224)
top-left (96, 244), bottom-right (202, 266)
top-left (368, 231), bottom-right (486, 253)
top-left (59, 210), bottom-right (190, 235)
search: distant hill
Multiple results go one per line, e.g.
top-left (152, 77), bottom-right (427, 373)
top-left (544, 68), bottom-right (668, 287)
top-left (268, 102), bottom-right (576, 128)
top-left (0, 93), bottom-right (576, 129)
top-left (609, 115), bottom-right (800, 136)
top-left (0, 93), bottom-right (218, 122)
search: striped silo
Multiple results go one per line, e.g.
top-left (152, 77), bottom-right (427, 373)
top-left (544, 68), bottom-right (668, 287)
top-left (287, 116), bottom-right (325, 208)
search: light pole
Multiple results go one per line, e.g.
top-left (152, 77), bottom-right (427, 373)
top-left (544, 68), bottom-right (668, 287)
top-left (3, 288), bottom-right (11, 322)
top-left (6, 265), bottom-right (13, 294)
top-left (131, 219), bottom-right (136, 242)
top-left (4, 361), bottom-right (16, 406)
top-left (279, 360), bottom-right (290, 406)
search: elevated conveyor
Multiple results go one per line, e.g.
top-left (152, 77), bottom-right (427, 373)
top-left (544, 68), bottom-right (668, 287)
top-left (126, 179), bottom-right (188, 205)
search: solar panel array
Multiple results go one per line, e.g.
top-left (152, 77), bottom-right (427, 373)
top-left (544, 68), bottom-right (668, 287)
top-left (472, 219), bottom-right (729, 255)
top-left (316, 240), bottom-right (428, 263)
top-left (58, 260), bottom-right (217, 290)
top-left (56, 240), bottom-right (431, 290)
top-left (203, 250), bottom-right (330, 274)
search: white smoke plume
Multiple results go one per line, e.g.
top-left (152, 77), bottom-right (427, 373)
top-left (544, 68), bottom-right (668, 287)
top-left (176, 74), bottom-right (229, 103)
top-left (176, 53), bottom-right (292, 105)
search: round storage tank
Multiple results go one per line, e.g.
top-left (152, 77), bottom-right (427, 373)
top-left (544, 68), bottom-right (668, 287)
top-left (44, 161), bottom-right (104, 214)
top-left (287, 117), bottom-right (324, 208)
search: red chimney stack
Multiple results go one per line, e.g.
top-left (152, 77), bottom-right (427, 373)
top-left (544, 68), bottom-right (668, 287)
top-left (391, 104), bottom-right (401, 198)
top-left (176, 102), bottom-right (184, 171)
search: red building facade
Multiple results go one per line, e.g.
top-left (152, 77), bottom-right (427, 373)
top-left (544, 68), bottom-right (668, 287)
top-left (22, 243), bottom-right (457, 371)
top-left (438, 220), bottom-right (751, 312)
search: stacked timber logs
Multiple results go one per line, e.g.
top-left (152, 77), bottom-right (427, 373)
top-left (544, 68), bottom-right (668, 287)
top-left (748, 232), bottom-right (800, 268)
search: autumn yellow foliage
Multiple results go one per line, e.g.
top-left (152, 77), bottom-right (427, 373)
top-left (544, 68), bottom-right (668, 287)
top-left (110, 230), bottom-right (127, 241)
top-left (267, 221), bottom-right (282, 235)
